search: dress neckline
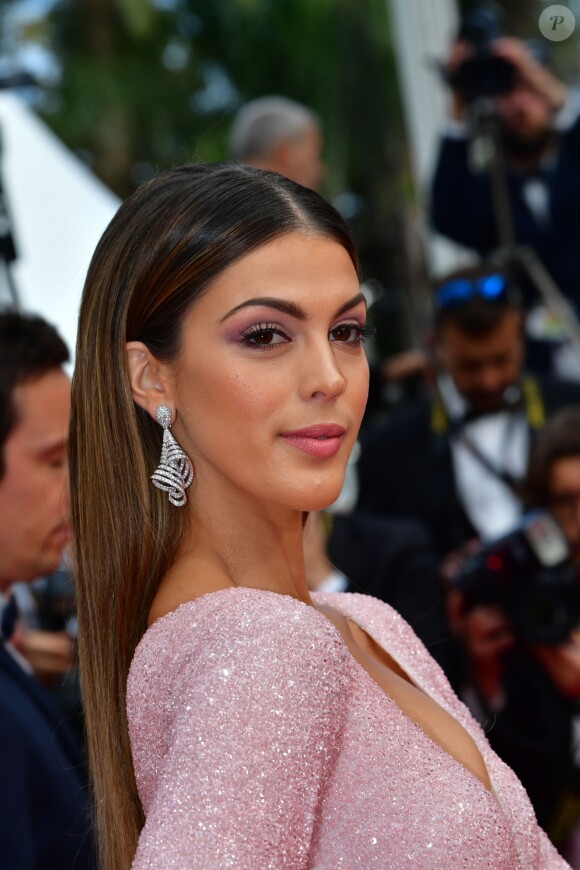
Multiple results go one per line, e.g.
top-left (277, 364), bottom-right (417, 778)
top-left (141, 586), bottom-right (497, 802)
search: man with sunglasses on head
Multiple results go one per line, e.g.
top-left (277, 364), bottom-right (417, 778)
top-left (357, 267), bottom-right (580, 561)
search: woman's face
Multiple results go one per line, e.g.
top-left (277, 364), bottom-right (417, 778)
top-left (167, 232), bottom-right (369, 514)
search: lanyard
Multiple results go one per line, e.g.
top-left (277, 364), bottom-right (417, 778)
top-left (430, 377), bottom-right (545, 495)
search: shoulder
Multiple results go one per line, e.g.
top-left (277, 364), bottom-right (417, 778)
top-left (311, 592), bottom-right (426, 661)
top-left (128, 588), bottom-right (351, 705)
top-left (313, 591), bottom-right (459, 699)
top-left (128, 589), bottom-right (353, 816)
top-left (313, 590), bottom-right (408, 633)
top-left (136, 587), bottom-right (343, 653)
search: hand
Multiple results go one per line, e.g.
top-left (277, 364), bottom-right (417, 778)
top-left (12, 627), bottom-right (75, 683)
top-left (492, 37), bottom-right (568, 111)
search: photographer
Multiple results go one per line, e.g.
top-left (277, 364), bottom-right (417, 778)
top-left (430, 6), bottom-right (580, 311)
top-left (448, 408), bottom-right (580, 857)
top-left (357, 266), bottom-right (580, 561)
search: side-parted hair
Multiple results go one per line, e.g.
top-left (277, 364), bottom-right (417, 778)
top-left (0, 310), bottom-right (69, 478)
top-left (69, 163), bottom-right (359, 870)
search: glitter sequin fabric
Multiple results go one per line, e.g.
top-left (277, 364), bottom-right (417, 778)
top-left (127, 588), bottom-right (569, 868)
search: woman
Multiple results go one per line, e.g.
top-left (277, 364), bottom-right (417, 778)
top-left (70, 164), bottom-right (567, 868)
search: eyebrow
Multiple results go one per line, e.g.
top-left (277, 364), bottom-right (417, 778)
top-left (220, 292), bottom-right (366, 323)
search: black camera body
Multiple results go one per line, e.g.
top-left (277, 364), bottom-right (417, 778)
top-left (447, 4), bottom-right (517, 102)
top-left (452, 511), bottom-right (580, 645)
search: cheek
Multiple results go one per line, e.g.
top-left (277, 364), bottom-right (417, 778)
top-left (217, 369), bottom-right (286, 427)
top-left (0, 465), bottom-right (35, 510)
top-left (180, 361), bottom-right (286, 447)
top-left (349, 363), bottom-right (370, 417)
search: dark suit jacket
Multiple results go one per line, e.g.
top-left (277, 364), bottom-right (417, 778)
top-left (430, 116), bottom-right (580, 307)
top-left (357, 377), bottom-right (580, 558)
top-left (0, 644), bottom-right (94, 869)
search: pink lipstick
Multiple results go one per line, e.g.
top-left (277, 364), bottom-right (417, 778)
top-left (279, 424), bottom-right (345, 458)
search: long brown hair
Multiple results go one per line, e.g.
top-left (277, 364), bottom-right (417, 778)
top-left (69, 163), bottom-right (359, 869)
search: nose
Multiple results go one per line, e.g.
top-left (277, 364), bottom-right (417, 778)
top-left (476, 365), bottom-right (504, 395)
top-left (298, 339), bottom-right (346, 402)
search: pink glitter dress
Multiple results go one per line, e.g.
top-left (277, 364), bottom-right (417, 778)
top-left (127, 588), bottom-right (569, 868)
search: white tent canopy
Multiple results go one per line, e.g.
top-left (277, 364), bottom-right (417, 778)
top-left (0, 92), bottom-right (120, 360)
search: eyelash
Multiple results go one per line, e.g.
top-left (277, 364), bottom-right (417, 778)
top-left (239, 321), bottom-right (375, 351)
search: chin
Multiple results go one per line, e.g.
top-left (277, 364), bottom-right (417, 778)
top-left (294, 480), bottom-right (346, 513)
top-left (300, 496), bottom-right (340, 513)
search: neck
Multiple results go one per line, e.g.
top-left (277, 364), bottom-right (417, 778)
top-left (153, 474), bottom-right (313, 620)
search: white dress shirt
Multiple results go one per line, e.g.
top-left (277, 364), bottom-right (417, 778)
top-left (438, 375), bottom-right (528, 541)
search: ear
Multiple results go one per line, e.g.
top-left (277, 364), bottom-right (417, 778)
top-left (126, 341), bottom-right (174, 419)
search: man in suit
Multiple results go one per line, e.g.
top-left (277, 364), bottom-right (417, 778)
top-left (357, 268), bottom-right (580, 559)
top-left (0, 311), bottom-right (94, 869)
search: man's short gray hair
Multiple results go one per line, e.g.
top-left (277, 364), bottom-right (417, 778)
top-left (229, 96), bottom-right (320, 162)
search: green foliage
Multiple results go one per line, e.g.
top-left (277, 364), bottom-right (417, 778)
top-left (15, 0), bottom-right (409, 332)
top-left (43, 1), bottom-right (403, 192)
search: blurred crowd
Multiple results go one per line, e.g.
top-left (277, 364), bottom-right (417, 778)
top-left (6, 4), bottom-right (580, 867)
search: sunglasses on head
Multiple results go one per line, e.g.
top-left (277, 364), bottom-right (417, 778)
top-left (434, 274), bottom-right (508, 310)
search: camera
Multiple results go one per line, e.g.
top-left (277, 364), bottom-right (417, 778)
top-left (446, 3), bottom-right (517, 103)
top-left (451, 511), bottom-right (580, 644)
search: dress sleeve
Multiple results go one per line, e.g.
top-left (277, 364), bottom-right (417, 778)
top-left (129, 595), bottom-right (351, 869)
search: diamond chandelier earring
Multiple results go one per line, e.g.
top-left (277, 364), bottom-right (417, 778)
top-left (150, 405), bottom-right (194, 507)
